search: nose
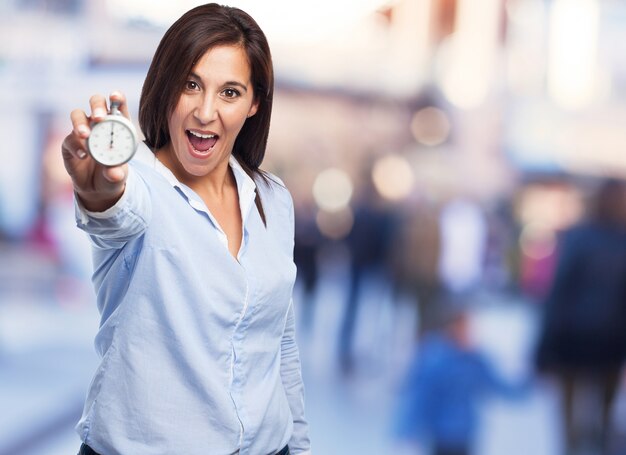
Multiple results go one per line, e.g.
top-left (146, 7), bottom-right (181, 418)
top-left (194, 94), bottom-right (218, 124)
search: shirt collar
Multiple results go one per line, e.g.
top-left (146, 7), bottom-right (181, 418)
top-left (141, 143), bottom-right (258, 222)
top-left (228, 155), bottom-right (258, 225)
top-left (228, 155), bottom-right (257, 209)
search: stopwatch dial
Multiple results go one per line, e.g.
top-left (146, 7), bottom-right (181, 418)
top-left (88, 119), bottom-right (137, 166)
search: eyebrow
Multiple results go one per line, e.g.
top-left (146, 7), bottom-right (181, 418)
top-left (189, 72), bottom-right (249, 92)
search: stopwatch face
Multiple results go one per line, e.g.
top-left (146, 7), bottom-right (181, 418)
top-left (87, 116), bottom-right (138, 166)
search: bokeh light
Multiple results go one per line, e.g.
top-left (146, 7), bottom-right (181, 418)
top-left (371, 155), bottom-right (414, 201)
top-left (315, 207), bottom-right (354, 240)
top-left (547, 0), bottom-right (600, 109)
top-left (312, 168), bottom-right (354, 212)
top-left (410, 106), bottom-right (451, 146)
top-left (519, 222), bottom-right (557, 260)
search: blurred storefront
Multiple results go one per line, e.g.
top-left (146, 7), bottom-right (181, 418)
top-left (3, 0), bottom-right (625, 257)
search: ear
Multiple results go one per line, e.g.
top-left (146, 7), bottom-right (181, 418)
top-left (247, 99), bottom-right (259, 118)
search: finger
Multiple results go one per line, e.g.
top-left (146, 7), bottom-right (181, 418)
top-left (109, 90), bottom-right (130, 119)
top-left (61, 132), bottom-right (88, 161)
top-left (68, 108), bottom-right (90, 159)
top-left (70, 108), bottom-right (91, 139)
top-left (102, 164), bottom-right (128, 184)
top-left (89, 94), bottom-right (108, 121)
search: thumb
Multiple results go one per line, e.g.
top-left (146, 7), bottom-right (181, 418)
top-left (102, 165), bottom-right (127, 183)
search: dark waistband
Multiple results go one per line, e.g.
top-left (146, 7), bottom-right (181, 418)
top-left (79, 443), bottom-right (290, 455)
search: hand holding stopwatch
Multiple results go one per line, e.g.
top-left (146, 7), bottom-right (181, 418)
top-left (87, 101), bottom-right (138, 166)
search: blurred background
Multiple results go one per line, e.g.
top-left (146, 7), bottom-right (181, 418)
top-left (1, 0), bottom-right (626, 454)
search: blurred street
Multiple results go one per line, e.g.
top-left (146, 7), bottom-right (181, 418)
top-left (2, 240), bottom-right (625, 455)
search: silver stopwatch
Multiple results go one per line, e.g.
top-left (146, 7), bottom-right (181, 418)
top-left (87, 101), bottom-right (138, 166)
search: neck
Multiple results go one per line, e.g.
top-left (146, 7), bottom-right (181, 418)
top-left (155, 146), bottom-right (234, 198)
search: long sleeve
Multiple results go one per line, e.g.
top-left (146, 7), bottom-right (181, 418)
top-left (280, 300), bottom-right (311, 454)
top-left (75, 164), bottom-right (151, 249)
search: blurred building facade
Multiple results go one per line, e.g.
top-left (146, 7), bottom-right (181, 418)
top-left (2, 0), bottom-right (626, 284)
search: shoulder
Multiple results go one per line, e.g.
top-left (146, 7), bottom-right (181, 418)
top-left (128, 146), bottom-right (157, 182)
top-left (257, 171), bottom-right (294, 217)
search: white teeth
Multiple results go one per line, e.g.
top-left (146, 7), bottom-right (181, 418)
top-left (188, 130), bottom-right (215, 139)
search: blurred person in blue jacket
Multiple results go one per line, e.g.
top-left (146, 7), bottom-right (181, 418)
top-left (393, 297), bottom-right (528, 455)
top-left (535, 178), bottom-right (626, 455)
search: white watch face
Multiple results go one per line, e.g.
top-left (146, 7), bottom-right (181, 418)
top-left (88, 116), bottom-right (138, 166)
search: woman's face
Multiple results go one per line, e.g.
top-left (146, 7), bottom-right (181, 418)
top-left (163, 44), bottom-right (258, 182)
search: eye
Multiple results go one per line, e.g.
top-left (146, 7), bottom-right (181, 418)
top-left (185, 80), bottom-right (200, 91)
top-left (221, 88), bottom-right (241, 99)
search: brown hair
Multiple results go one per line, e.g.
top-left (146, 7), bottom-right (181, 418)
top-left (139, 3), bottom-right (274, 217)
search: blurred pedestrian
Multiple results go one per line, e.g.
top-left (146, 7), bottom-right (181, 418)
top-left (293, 198), bottom-right (323, 332)
top-left (390, 200), bottom-right (443, 336)
top-left (393, 296), bottom-right (528, 455)
top-left (535, 178), bottom-right (626, 455)
top-left (339, 176), bottom-right (396, 374)
top-left (60, 4), bottom-right (310, 455)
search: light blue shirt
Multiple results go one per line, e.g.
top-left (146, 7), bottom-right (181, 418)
top-left (75, 145), bottom-right (311, 455)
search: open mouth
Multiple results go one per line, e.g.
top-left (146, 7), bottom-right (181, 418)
top-left (187, 130), bottom-right (218, 153)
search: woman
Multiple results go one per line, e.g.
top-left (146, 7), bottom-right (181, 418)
top-left (61, 4), bottom-right (311, 455)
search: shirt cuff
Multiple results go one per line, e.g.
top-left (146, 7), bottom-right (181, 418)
top-left (75, 166), bottom-right (135, 225)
